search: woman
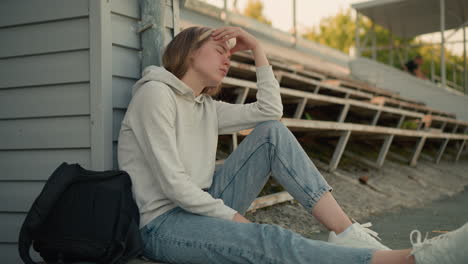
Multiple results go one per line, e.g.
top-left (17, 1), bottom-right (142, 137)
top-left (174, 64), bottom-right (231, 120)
top-left (117, 26), bottom-right (466, 264)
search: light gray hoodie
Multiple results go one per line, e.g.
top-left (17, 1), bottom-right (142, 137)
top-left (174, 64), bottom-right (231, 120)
top-left (117, 64), bottom-right (283, 228)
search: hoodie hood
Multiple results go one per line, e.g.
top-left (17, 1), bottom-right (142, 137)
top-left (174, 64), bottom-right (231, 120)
top-left (131, 65), bottom-right (206, 103)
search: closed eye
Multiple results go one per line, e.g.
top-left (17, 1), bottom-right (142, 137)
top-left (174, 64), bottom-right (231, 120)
top-left (216, 44), bottom-right (229, 55)
top-left (215, 44), bottom-right (230, 59)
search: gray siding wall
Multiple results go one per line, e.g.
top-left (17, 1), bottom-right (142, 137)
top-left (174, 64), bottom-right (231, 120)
top-left (0, 0), bottom-right (90, 262)
top-left (112, 0), bottom-right (177, 169)
top-left (0, 0), bottom-right (177, 262)
top-left (111, 0), bottom-right (141, 170)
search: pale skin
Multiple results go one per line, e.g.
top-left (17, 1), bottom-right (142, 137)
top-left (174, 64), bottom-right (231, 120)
top-left (181, 26), bottom-right (416, 264)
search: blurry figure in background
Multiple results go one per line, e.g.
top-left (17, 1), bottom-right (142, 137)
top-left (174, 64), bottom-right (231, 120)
top-left (404, 55), bottom-right (428, 80)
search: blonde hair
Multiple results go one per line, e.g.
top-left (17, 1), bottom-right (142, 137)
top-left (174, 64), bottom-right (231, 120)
top-left (162, 26), bottom-right (222, 97)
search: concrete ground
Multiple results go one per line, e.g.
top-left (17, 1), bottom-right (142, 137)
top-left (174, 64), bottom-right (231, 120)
top-left (311, 186), bottom-right (468, 249)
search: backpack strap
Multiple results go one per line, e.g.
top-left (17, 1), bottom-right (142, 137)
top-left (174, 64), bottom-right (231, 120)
top-left (104, 175), bottom-right (142, 264)
top-left (118, 217), bottom-right (144, 263)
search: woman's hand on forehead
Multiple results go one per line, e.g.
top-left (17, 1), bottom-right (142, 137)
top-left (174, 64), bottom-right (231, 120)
top-left (211, 26), bottom-right (259, 53)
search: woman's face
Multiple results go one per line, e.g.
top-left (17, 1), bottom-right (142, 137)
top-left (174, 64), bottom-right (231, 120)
top-left (189, 38), bottom-right (231, 87)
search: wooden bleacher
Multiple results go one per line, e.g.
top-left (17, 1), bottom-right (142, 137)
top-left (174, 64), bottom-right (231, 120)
top-left (222, 76), bottom-right (426, 128)
top-left (215, 52), bottom-right (468, 212)
top-left (219, 75), bottom-right (468, 164)
top-left (231, 52), bottom-right (431, 107)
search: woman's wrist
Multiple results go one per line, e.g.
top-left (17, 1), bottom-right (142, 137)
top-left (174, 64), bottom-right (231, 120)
top-left (232, 212), bottom-right (251, 223)
top-left (251, 42), bottom-right (263, 55)
top-left (251, 44), bottom-right (269, 67)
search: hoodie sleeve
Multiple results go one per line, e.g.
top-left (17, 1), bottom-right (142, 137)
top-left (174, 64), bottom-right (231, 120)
top-left (129, 82), bottom-right (238, 220)
top-left (215, 65), bottom-right (283, 135)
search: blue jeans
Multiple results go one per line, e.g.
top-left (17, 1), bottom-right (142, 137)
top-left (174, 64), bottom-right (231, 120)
top-left (140, 120), bottom-right (374, 263)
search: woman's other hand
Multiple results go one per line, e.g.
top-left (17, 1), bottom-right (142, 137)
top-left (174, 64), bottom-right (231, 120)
top-left (232, 212), bottom-right (251, 223)
top-left (211, 26), bottom-right (259, 54)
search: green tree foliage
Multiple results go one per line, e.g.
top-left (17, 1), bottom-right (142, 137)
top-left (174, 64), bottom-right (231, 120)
top-left (302, 9), bottom-right (407, 66)
top-left (301, 8), bottom-right (466, 90)
top-left (243, 0), bottom-right (272, 26)
top-left (302, 8), bottom-right (358, 54)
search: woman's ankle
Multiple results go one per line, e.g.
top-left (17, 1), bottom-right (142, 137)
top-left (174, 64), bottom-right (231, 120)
top-left (371, 249), bottom-right (415, 264)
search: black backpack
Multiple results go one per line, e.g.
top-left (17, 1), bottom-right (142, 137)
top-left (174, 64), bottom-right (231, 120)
top-left (18, 162), bottom-right (143, 264)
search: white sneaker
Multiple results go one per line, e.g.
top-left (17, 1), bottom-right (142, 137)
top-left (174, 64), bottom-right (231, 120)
top-left (328, 220), bottom-right (390, 250)
top-left (410, 222), bottom-right (468, 264)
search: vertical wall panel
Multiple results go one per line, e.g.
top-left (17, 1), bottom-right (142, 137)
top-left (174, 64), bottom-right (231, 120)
top-left (0, 1), bottom-right (94, 262)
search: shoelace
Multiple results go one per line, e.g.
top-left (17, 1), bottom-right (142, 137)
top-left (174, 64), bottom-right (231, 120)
top-left (410, 229), bottom-right (450, 255)
top-left (410, 230), bottom-right (429, 246)
top-left (352, 218), bottom-right (382, 241)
